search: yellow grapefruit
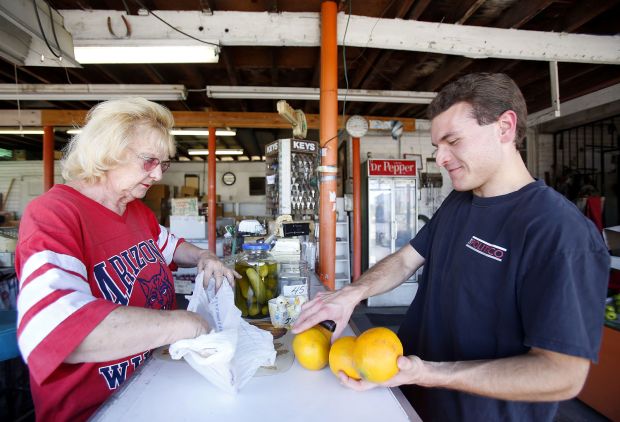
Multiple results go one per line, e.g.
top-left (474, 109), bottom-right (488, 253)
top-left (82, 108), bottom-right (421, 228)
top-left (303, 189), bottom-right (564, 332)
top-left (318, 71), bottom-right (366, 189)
top-left (328, 336), bottom-right (361, 380)
top-left (292, 327), bottom-right (330, 370)
top-left (353, 327), bottom-right (403, 383)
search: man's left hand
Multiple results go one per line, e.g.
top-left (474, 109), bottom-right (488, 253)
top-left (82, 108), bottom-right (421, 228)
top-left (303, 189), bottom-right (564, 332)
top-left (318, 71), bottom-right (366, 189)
top-left (338, 355), bottom-right (426, 391)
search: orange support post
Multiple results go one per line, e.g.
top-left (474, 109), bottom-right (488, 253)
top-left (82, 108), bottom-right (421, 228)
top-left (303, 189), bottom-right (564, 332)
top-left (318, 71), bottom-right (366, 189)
top-left (319, 0), bottom-right (338, 290)
top-left (43, 126), bottom-right (54, 192)
top-left (208, 128), bottom-right (217, 253)
top-left (352, 136), bottom-right (362, 281)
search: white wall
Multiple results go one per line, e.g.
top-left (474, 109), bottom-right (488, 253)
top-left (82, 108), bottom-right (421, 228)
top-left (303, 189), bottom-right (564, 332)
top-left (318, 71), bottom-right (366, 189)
top-left (351, 121), bottom-right (453, 221)
top-left (0, 160), bottom-right (268, 219)
top-left (160, 161), bottom-right (266, 203)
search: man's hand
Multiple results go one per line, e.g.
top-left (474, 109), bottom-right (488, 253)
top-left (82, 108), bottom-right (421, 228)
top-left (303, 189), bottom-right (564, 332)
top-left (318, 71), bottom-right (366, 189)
top-left (337, 355), bottom-right (426, 391)
top-left (291, 285), bottom-right (362, 340)
top-left (197, 251), bottom-right (240, 288)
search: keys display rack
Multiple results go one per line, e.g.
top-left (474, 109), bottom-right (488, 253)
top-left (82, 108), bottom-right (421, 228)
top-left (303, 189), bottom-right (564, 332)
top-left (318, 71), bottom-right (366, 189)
top-left (265, 138), bottom-right (320, 219)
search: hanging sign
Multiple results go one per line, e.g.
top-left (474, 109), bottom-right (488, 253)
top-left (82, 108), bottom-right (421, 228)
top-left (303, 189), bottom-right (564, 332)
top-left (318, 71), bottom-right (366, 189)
top-left (367, 159), bottom-right (417, 176)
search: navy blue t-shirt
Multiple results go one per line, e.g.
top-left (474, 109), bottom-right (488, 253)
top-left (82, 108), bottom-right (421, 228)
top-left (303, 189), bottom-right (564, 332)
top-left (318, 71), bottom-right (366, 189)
top-left (398, 180), bottom-right (609, 422)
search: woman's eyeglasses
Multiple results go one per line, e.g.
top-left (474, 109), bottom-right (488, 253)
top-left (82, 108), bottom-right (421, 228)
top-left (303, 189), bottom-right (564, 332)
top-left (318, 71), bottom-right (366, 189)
top-left (129, 148), bottom-right (171, 173)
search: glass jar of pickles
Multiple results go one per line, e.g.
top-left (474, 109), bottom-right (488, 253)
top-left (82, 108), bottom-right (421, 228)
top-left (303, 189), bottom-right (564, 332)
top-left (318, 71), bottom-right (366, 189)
top-left (234, 243), bottom-right (278, 318)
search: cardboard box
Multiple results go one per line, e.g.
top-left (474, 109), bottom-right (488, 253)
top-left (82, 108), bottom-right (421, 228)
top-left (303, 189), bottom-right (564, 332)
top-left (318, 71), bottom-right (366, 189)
top-left (145, 184), bottom-right (170, 201)
top-left (201, 194), bottom-right (221, 203)
top-left (604, 226), bottom-right (620, 256)
top-left (179, 186), bottom-right (199, 198)
top-left (169, 215), bottom-right (206, 239)
top-left (171, 197), bottom-right (199, 216)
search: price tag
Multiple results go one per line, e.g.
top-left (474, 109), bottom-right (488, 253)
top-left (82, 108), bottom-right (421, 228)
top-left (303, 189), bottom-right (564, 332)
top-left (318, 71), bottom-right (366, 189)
top-left (282, 284), bottom-right (308, 297)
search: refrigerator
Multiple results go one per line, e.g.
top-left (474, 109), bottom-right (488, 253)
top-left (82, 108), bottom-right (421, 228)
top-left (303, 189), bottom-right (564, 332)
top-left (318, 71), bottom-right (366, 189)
top-left (362, 159), bottom-right (419, 307)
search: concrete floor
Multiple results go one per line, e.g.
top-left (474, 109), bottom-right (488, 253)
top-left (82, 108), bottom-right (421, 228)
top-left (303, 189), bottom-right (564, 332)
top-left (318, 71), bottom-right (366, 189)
top-left (350, 302), bottom-right (612, 422)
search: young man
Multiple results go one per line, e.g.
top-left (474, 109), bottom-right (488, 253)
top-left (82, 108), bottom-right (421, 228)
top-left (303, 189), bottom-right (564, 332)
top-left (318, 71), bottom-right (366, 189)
top-left (293, 73), bottom-right (609, 421)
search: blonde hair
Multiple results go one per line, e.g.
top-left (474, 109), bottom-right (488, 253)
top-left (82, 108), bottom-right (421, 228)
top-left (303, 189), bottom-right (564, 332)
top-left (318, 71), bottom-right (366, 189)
top-left (61, 98), bottom-right (176, 183)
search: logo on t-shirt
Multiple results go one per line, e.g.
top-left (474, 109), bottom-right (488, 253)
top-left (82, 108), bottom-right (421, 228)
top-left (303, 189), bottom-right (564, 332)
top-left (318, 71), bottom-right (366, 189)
top-left (465, 236), bottom-right (507, 262)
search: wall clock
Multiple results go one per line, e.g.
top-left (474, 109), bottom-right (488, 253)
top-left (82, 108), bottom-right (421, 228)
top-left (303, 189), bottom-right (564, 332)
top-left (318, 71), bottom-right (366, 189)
top-left (222, 171), bottom-right (236, 186)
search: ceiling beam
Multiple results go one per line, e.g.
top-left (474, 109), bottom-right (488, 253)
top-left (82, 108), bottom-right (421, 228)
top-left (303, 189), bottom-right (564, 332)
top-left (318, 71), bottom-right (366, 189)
top-left (60, 10), bottom-right (620, 64)
top-left (528, 83), bottom-right (620, 127)
top-left (348, 0), bottom-right (417, 90)
top-left (18, 110), bottom-right (417, 132)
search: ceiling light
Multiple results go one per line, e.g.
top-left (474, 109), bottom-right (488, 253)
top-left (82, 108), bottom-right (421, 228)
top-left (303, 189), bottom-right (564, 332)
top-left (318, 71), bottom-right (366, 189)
top-left (66, 128), bottom-right (236, 136)
top-left (188, 149), bottom-right (244, 156)
top-left (74, 45), bottom-right (219, 64)
top-left (206, 86), bottom-right (437, 104)
top-left (0, 129), bottom-right (44, 135)
top-left (0, 84), bottom-right (187, 101)
top-left (170, 129), bottom-right (236, 136)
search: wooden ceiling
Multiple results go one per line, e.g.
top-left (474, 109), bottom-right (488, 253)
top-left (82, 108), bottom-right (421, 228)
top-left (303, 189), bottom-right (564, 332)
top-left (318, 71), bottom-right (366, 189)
top-left (1, 0), bottom-right (619, 160)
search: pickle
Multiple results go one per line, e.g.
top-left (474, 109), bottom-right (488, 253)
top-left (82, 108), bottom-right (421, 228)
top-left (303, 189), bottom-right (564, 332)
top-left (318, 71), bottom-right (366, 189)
top-left (238, 277), bottom-right (250, 299)
top-left (265, 276), bottom-right (278, 290)
top-left (249, 303), bottom-right (261, 317)
top-left (246, 268), bottom-right (267, 304)
top-left (235, 293), bottom-right (248, 317)
top-left (234, 259), bottom-right (279, 318)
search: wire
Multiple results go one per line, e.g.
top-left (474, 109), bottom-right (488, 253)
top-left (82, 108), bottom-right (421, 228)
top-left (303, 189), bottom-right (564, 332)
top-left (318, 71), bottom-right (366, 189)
top-left (131, 0), bottom-right (220, 47)
top-left (32, 0), bottom-right (62, 59)
top-left (47, 1), bottom-right (62, 54)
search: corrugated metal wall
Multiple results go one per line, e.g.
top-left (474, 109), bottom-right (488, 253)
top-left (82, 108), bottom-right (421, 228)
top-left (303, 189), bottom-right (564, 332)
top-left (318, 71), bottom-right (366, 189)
top-left (0, 161), bottom-right (63, 218)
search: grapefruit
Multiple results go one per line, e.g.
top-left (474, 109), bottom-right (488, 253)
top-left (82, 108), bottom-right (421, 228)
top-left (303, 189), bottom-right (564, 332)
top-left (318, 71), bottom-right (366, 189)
top-left (292, 327), bottom-right (330, 370)
top-left (328, 336), bottom-right (361, 380)
top-left (353, 327), bottom-right (403, 383)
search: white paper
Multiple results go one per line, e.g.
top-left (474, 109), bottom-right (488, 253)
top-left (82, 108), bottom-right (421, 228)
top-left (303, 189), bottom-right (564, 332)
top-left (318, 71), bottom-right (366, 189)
top-left (169, 273), bottom-right (276, 393)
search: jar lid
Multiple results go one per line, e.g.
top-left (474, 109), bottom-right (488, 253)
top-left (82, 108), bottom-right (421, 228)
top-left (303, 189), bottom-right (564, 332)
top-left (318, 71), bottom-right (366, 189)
top-left (242, 242), bottom-right (271, 251)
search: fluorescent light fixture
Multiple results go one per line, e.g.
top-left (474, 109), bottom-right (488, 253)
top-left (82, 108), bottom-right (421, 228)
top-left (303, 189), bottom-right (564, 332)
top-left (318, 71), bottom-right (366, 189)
top-left (170, 129), bottom-right (236, 136)
top-left (74, 45), bottom-right (219, 64)
top-left (67, 128), bottom-right (236, 136)
top-left (0, 129), bottom-right (44, 135)
top-left (0, 84), bottom-right (187, 101)
top-left (206, 86), bottom-right (437, 104)
top-left (188, 149), bottom-right (244, 156)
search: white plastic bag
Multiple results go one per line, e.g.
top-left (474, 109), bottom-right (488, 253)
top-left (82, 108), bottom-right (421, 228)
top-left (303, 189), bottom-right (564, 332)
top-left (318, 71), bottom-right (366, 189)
top-left (168, 273), bottom-right (276, 393)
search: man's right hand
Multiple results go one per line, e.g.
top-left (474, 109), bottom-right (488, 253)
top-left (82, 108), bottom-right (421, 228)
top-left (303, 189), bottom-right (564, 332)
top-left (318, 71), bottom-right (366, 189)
top-left (291, 285), bottom-right (363, 341)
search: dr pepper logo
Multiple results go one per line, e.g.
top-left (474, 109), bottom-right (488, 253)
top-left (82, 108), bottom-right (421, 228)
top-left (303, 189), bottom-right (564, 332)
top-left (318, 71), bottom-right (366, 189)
top-left (368, 159), bottom-right (417, 176)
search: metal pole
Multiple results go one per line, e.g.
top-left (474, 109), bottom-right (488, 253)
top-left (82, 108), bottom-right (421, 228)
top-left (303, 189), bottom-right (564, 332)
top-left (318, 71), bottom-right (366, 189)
top-left (352, 136), bottom-right (362, 281)
top-left (318, 0), bottom-right (338, 290)
top-left (208, 128), bottom-right (217, 253)
top-left (43, 126), bottom-right (54, 192)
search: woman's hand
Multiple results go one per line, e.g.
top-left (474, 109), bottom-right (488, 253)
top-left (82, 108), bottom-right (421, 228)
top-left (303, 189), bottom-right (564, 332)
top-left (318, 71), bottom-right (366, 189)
top-left (197, 251), bottom-right (241, 288)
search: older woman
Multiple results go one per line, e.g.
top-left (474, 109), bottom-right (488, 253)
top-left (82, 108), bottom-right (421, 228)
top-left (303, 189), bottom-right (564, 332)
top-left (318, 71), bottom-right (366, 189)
top-left (15, 98), bottom-right (239, 421)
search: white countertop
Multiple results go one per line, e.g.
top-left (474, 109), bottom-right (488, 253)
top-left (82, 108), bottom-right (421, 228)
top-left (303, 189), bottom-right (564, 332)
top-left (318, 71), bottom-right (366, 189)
top-left (91, 326), bottom-right (419, 422)
top-left (90, 273), bottom-right (421, 422)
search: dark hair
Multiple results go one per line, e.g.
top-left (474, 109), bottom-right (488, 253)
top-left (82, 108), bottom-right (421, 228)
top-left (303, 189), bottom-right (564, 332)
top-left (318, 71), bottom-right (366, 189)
top-left (427, 73), bottom-right (527, 146)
